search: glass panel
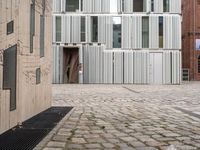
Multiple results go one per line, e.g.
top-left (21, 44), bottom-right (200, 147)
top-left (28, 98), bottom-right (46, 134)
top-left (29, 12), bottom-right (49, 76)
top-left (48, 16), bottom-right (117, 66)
top-left (7, 20), bottom-right (14, 35)
top-left (40, 15), bottom-right (45, 57)
top-left (163, 0), bottom-right (169, 12)
top-left (151, 0), bottom-right (154, 12)
top-left (91, 16), bottom-right (98, 42)
top-left (110, 0), bottom-right (118, 12)
top-left (142, 16), bottom-right (149, 48)
top-left (66, 0), bottom-right (79, 12)
top-left (56, 16), bottom-right (61, 42)
top-left (36, 68), bottom-right (41, 84)
top-left (81, 16), bottom-right (86, 42)
top-left (159, 16), bottom-right (163, 48)
top-left (113, 17), bottom-right (121, 48)
top-left (133, 0), bottom-right (146, 12)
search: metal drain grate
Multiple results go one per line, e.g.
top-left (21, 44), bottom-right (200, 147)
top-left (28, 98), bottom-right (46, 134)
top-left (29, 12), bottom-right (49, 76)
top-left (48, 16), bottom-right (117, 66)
top-left (0, 107), bottom-right (73, 150)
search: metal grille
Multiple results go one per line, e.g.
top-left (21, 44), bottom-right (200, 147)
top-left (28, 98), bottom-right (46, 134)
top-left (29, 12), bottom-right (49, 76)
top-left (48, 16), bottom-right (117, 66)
top-left (0, 107), bottom-right (73, 150)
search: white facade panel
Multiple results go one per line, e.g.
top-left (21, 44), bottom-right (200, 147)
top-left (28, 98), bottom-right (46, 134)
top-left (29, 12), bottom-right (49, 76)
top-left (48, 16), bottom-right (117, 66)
top-left (149, 16), bottom-right (159, 49)
top-left (132, 16), bottom-right (142, 49)
top-left (124, 51), bottom-right (134, 84)
top-left (114, 51), bottom-right (124, 84)
top-left (103, 51), bottom-right (113, 83)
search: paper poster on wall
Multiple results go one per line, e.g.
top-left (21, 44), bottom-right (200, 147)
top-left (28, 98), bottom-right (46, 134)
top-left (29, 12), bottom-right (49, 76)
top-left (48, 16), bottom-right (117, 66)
top-left (196, 39), bottom-right (200, 50)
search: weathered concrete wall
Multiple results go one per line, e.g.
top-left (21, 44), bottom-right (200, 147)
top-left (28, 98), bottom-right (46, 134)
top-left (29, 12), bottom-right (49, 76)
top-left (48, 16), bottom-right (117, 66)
top-left (0, 0), bottom-right (52, 134)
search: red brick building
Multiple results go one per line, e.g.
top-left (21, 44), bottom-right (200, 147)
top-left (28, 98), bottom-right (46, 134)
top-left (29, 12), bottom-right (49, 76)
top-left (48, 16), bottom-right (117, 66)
top-left (182, 0), bottom-right (200, 80)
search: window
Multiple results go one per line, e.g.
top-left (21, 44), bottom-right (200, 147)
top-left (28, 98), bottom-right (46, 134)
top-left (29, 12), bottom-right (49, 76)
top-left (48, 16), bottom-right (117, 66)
top-left (36, 68), bottom-right (41, 84)
top-left (151, 0), bottom-right (154, 12)
top-left (159, 16), bottom-right (163, 48)
top-left (142, 17), bottom-right (149, 48)
top-left (30, 0), bottom-right (35, 53)
top-left (3, 45), bottom-right (17, 111)
top-left (163, 0), bottom-right (169, 12)
top-left (81, 16), bottom-right (86, 42)
top-left (40, 15), bottom-right (45, 57)
top-left (91, 16), bottom-right (98, 42)
top-left (110, 0), bottom-right (118, 12)
top-left (113, 17), bottom-right (121, 48)
top-left (198, 56), bottom-right (200, 73)
top-left (56, 16), bottom-right (61, 42)
top-left (66, 0), bottom-right (79, 12)
top-left (133, 0), bottom-right (147, 12)
top-left (7, 20), bottom-right (14, 35)
top-left (40, 0), bottom-right (45, 57)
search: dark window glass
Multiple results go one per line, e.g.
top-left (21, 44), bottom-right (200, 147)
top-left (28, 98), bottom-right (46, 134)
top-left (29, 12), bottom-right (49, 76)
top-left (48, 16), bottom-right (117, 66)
top-left (163, 0), bottom-right (169, 12)
top-left (30, 1), bottom-right (35, 53)
top-left (3, 45), bottom-right (17, 111)
top-left (7, 21), bottom-right (14, 35)
top-left (56, 16), bottom-right (61, 42)
top-left (40, 15), bottom-right (45, 57)
top-left (36, 68), bottom-right (41, 84)
top-left (91, 16), bottom-right (98, 42)
top-left (133, 0), bottom-right (146, 12)
top-left (151, 0), bottom-right (154, 12)
top-left (159, 16), bottom-right (163, 48)
top-left (142, 16), bottom-right (149, 48)
top-left (198, 56), bottom-right (200, 73)
top-left (81, 16), bottom-right (86, 42)
top-left (113, 17), bottom-right (121, 48)
top-left (66, 0), bottom-right (79, 12)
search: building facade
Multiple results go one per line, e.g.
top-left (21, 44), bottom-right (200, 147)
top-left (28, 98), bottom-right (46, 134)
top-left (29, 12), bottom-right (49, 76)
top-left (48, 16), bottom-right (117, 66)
top-left (182, 0), bottom-right (200, 81)
top-left (0, 0), bottom-right (52, 134)
top-left (53, 0), bottom-right (182, 84)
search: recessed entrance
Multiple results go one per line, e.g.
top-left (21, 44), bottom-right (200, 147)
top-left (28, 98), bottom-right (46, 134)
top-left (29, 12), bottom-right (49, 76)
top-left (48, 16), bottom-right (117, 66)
top-left (63, 47), bottom-right (79, 84)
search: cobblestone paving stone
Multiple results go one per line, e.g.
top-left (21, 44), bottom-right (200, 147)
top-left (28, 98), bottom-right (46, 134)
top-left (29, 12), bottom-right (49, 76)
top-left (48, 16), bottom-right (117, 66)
top-left (41, 82), bottom-right (200, 150)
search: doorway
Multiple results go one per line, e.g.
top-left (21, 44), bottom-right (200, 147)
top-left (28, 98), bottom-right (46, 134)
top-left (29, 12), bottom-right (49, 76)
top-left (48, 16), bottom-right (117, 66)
top-left (63, 47), bottom-right (79, 84)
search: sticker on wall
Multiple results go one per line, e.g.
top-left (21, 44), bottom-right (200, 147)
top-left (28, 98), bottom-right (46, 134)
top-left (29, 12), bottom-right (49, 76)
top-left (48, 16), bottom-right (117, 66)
top-left (196, 39), bottom-right (200, 50)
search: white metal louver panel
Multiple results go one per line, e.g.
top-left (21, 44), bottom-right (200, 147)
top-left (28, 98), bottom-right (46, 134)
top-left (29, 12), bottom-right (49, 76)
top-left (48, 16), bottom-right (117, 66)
top-left (93, 0), bottom-right (101, 13)
top-left (83, 45), bottom-right (89, 83)
top-left (171, 51), bottom-right (181, 84)
top-left (164, 16), bottom-right (181, 49)
top-left (86, 16), bottom-right (92, 43)
top-left (106, 16), bottom-right (113, 49)
top-left (53, 46), bottom-right (63, 84)
top-left (98, 16), bottom-right (106, 44)
top-left (83, 0), bottom-right (93, 13)
top-left (149, 16), bottom-right (159, 49)
top-left (124, 0), bottom-right (133, 13)
top-left (170, 0), bottom-right (181, 14)
top-left (163, 51), bottom-right (171, 84)
top-left (79, 46), bottom-right (83, 84)
top-left (164, 16), bottom-right (172, 49)
top-left (124, 51), bottom-right (134, 84)
top-left (134, 51), bottom-right (149, 84)
top-left (154, 0), bottom-right (163, 13)
top-left (101, 0), bottom-right (110, 13)
top-left (172, 16), bottom-right (181, 49)
top-left (122, 16), bottom-right (131, 49)
top-left (53, 0), bottom-right (61, 12)
top-left (61, 0), bottom-right (66, 12)
top-left (103, 51), bottom-right (113, 84)
top-left (62, 15), bottom-right (71, 43)
top-left (71, 16), bottom-right (81, 43)
top-left (113, 51), bottom-right (124, 84)
top-left (132, 16), bottom-right (142, 49)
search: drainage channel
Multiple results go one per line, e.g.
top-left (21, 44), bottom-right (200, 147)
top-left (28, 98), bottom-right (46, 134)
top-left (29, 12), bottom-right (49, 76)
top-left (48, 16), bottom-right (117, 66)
top-left (122, 86), bottom-right (140, 94)
top-left (0, 107), bottom-right (73, 150)
top-left (174, 107), bottom-right (200, 119)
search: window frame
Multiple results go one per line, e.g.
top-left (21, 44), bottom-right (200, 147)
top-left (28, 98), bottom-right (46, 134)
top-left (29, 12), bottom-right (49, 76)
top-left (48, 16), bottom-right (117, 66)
top-left (7, 20), bottom-right (14, 35)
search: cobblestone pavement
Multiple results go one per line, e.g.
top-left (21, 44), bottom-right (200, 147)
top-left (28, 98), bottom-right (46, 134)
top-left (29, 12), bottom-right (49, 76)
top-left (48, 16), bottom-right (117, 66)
top-left (39, 82), bottom-right (200, 150)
